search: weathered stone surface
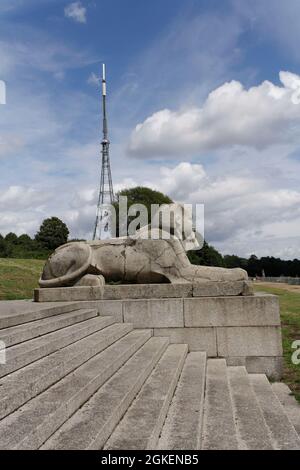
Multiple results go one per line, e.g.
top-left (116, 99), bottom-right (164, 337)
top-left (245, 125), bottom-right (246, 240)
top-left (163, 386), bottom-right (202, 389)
top-left (0, 323), bottom-right (133, 420)
top-left (96, 300), bottom-right (123, 322)
top-left (228, 366), bottom-right (273, 450)
top-left (184, 294), bottom-right (280, 327)
top-left (38, 204), bottom-right (248, 289)
top-left (217, 326), bottom-right (282, 357)
top-left (0, 301), bottom-right (82, 329)
top-left (201, 359), bottom-right (238, 450)
top-left (0, 308), bottom-right (97, 348)
top-left (226, 356), bottom-right (283, 380)
top-left (0, 316), bottom-right (115, 378)
top-left (0, 329), bottom-right (151, 450)
top-left (42, 337), bottom-right (169, 450)
top-left (157, 352), bottom-right (206, 450)
top-left (245, 356), bottom-right (283, 380)
top-left (192, 281), bottom-right (253, 297)
top-left (123, 299), bottom-right (183, 328)
top-left (34, 286), bottom-right (104, 302)
top-left (272, 382), bottom-right (300, 435)
top-left (250, 374), bottom-right (300, 450)
top-left (104, 283), bottom-right (193, 300)
top-left (154, 328), bottom-right (217, 356)
top-left (105, 344), bottom-right (187, 450)
top-left (35, 282), bottom-right (257, 302)
top-left (74, 274), bottom-right (105, 287)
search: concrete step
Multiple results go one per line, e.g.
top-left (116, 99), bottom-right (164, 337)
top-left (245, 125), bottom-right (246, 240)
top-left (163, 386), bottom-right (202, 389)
top-left (272, 382), bottom-right (300, 435)
top-left (0, 322), bottom-right (133, 420)
top-left (228, 366), bottom-right (273, 449)
top-left (0, 328), bottom-right (151, 450)
top-left (0, 301), bottom-right (83, 329)
top-left (0, 308), bottom-right (98, 347)
top-left (250, 375), bottom-right (300, 449)
top-left (201, 359), bottom-right (238, 450)
top-left (105, 344), bottom-right (188, 450)
top-left (157, 352), bottom-right (206, 450)
top-left (42, 337), bottom-right (169, 450)
top-left (0, 315), bottom-right (115, 378)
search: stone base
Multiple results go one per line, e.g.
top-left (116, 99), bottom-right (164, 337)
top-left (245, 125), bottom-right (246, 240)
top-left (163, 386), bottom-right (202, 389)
top-left (33, 288), bottom-right (282, 379)
top-left (34, 280), bottom-right (253, 302)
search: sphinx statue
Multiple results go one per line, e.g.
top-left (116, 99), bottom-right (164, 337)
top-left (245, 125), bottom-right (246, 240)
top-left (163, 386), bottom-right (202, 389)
top-left (39, 203), bottom-right (248, 288)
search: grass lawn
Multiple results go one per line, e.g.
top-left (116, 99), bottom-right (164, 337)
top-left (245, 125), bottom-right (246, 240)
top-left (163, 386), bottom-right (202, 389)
top-left (254, 283), bottom-right (300, 403)
top-left (0, 258), bottom-right (45, 300)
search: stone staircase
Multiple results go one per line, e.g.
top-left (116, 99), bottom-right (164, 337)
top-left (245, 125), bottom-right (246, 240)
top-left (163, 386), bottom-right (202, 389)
top-left (0, 303), bottom-right (299, 450)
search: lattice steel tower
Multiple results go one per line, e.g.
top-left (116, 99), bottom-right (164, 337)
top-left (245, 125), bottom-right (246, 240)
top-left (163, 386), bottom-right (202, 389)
top-left (93, 64), bottom-right (115, 240)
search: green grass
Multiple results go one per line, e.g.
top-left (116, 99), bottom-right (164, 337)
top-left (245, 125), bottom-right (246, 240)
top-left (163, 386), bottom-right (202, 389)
top-left (254, 284), bottom-right (300, 403)
top-left (0, 258), bottom-right (45, 300)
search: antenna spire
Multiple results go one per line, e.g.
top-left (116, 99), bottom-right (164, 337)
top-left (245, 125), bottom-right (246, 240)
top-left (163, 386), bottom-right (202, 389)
top-left (93, 64), bottom-right (115, 240)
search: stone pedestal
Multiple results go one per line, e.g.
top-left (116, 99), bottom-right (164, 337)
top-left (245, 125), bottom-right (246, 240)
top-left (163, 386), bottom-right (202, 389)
top-left (34, 284), bottom-right (282, 379)
top-left (34, 280), bottom-right (252, 302)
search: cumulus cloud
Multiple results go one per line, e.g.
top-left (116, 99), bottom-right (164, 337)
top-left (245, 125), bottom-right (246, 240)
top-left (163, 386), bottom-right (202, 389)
top-left (0, 186), bottom-right (50, 211)
top-left (128, 71), bottom-right (300, 158)
top-left (64, 2), bottom-right (87, 24)
top-left (147, 162), bottom-right (300, 257)
top-left (1, 161), bottom-right (300, 259)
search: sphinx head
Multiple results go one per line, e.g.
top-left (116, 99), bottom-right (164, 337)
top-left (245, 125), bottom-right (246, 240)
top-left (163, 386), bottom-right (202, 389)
top-left (150, 203), bottom-right (201, 251)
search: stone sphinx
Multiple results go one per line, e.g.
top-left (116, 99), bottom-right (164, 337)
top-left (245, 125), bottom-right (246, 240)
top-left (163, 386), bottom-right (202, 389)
top-left (39, 203), bottom-right (248, 288)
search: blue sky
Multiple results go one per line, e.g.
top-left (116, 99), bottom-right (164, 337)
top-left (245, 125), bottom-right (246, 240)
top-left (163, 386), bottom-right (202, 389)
top-left (1, 0), bottom-right (300, 258)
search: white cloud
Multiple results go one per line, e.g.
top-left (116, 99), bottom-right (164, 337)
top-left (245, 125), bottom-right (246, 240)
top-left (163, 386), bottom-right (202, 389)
top-left (128, 71), bottom-right (300, 158)
top-left (87, 72), bottom-right (100, 86)
top-left (1, 3), bottom-right (300, 260)
top-left (1, 160), bottom-right (300, 260)
top-left (64, 2), bottom-right (87, 24)
top-left (0, 186), bottom-right (50, 211)
top-left (146, 162), bottom-right (300, 259)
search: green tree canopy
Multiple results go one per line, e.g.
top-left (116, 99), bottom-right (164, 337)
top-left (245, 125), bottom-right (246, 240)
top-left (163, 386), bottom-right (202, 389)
top-left (114, 186), bottom-right (173, 235)
top-left (188, 241), bottom-right (224, 267)
top-left (35, 217), bottom-right (69, 250)
top-left (0, 234), bottom-right (10, 257)
top-left (5, 232), bottom-right (18, 244)
top-left (17, 234), bottom-right (32, 246)
top-left (116, 186), bottom-right (173, 211)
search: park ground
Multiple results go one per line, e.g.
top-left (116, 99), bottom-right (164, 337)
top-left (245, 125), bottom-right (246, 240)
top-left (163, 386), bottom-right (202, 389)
top-left (0, 258), bottom-right (44, 301)
top-left (0, 258), bottom-right (299, 402)
top-left (254, 281), bottom-right (300, 403)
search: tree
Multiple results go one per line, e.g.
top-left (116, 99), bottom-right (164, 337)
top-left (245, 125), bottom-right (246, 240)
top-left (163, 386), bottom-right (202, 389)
top-left (0, 234), bottom-right (9, 258)
top-left (5, 232), bottom-right (18, 244)
top-left (35, 217), bottom-right (69, 250)
top-left (17, 234), bottom-right (33, 248)
top-left (188, 241), bottom-right (224, 267)
top-left (114, 186), bottom-right (173, 235)
top-left (247, 254), bottom-right (261, 277)
top-left (224, 254), bottom-right (248, 270)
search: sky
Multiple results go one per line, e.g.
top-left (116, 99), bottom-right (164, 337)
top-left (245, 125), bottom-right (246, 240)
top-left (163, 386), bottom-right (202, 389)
top-left (1, 0), bottom-right (300, 259)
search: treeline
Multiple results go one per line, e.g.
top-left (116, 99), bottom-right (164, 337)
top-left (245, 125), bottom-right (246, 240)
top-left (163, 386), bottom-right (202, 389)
top-left (189, 242), bottom-right (300, 278)
top-left (0, 217), bottom-right (69, 260)
top-left (224, 254), bottom-right (300, 278)
top-left (1, 220), bottom-right (300, 278)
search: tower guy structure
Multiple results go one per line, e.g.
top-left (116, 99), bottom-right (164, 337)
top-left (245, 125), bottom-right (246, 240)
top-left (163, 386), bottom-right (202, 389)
top-left (93, 64), bottom-right (115, 240)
